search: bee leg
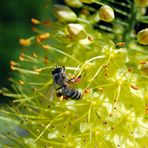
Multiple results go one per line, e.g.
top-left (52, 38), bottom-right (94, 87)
top-left (58, 96), bottom-right (64, 101)
top-left (56, 87), bottom-right (62, 96)
top-left (56, 86), bottom-right (62, 91)
top-left (56, 87), bottom-right (65, 101)
top-left (68, 75), bottom-right (81, 83)
top-left (69, 70), bottom-right (84, 83)
top-left (56, 91), bottom-right (64, 101)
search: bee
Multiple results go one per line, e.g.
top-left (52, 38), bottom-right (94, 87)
top-left (52, 66), bottom-right (82, 100)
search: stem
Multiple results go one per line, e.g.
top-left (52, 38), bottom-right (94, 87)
top-left (123, 3), bottom-right (137, 44)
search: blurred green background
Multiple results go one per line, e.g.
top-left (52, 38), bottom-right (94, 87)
top-left (0, 0), bottom-right (52, 91)
top-left (0, 0), bottom-right (53, 103)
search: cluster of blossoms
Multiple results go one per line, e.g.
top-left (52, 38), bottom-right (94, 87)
top-left (0, 0), bottom-right (148, 147)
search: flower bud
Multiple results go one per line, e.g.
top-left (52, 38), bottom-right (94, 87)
top-left (137, 28), bottom-right (148, 45)
top-left (99, 5), bottom-right (115, 22)
top-left (67, 23), bottom-right (87, 40)
top-left (64, 0), bottom-right (83, 8)
top-left (80, 0), bottom-right (93, 3)
top-left (54, 5), bottom-right (77, 22)
top-left (135, 0), bottom-right (148, 7)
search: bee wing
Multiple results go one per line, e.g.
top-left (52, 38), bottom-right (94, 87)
top-left (45, 81), bottom-right (57, 101)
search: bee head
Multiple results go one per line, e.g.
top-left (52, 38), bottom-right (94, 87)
top-left (52, 66), bottom-right (65, 75)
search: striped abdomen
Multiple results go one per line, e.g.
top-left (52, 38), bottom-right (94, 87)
top-left (56, 86), bottom-right (82, 100)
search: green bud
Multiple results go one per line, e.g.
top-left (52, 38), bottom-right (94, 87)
top-left (135, 0), bottom-right (148, 7)
top-left (64, 0), bottom-right (83, 8)
top-left (67, 23), bottom-right (87, 40)
top-left (80, 0), bottom-right (94, 4)
top-left (137, 28), bottom-right (148, 45)
top-left (54, 4), bottom-right (77, 22)
top-left (99, 5), bottom-right (115, 22)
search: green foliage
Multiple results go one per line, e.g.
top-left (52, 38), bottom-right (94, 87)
top-left (0, 0), bottom-right (148, 147)
top-left (0, 0), bottom-right (52, 89)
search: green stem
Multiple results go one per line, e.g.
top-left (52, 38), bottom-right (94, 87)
top-left (123, 3), bottom-right (137, 44)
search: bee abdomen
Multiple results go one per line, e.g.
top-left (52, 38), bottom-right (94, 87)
top-left (61, 86), bottom-right (81, 100)
top-left (71, 90), bottom-right (81, 100)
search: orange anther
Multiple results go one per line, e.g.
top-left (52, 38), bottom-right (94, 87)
top-left (139, 60), bottom-right (146, 64)
top-left (42, 44), bottom-right (50, 50)
top-left (37, 33), bottom-right (50, 42)
top-left (128, 68), bottom-right (133, 72)
top-left (42, 20), bottom-right (51, 26)
top-left (19, 38), bottom-right (31, 46)
top-left (19, 80), bottom-right (24, 85)
top-left (19, 53), bottom-right (24, 61)
top-left (10, 60), bottom-right (16, 66)
top-left (116, 42), bottom-right (125, 47)
top-left (84, 88), bottom-right (90, 94)
top-left (88, 36), bottom-right (93, 41)
top-left (31, 18), bottom-right (41, 24)
top-left (98, 87), bottom-right (104, 92)
top-left (131, 84), bottom-right (139, 90)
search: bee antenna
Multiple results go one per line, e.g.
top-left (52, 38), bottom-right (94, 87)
top-left (51, 64), bottom-right (58, 71)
